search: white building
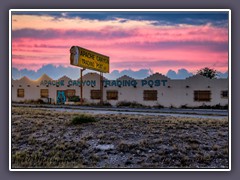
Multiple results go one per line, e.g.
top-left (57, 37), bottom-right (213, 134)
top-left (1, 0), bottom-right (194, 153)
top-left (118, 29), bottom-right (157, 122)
top-left (12, 73), bottom-right (228, 108)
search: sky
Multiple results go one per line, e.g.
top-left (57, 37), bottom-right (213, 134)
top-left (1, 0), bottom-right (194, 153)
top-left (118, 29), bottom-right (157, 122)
top-left (11, 10), bottom-right (229, 79)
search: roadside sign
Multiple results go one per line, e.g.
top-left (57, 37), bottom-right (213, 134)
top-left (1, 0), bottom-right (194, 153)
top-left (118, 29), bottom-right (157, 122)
top-left (70, 46), bottom-right (109, 73)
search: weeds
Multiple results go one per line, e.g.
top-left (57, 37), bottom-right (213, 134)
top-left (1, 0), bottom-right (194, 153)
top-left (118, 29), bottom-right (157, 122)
top-left (12, 106), bottom-right (229, 168)
top-left (71, 114), bottom-right (96, 125)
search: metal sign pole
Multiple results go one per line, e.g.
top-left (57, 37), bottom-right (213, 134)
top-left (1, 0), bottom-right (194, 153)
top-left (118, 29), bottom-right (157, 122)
top-left (100, 72), bottom-right (103, 105)
top-left (80, 68), bottom-right (86, 105)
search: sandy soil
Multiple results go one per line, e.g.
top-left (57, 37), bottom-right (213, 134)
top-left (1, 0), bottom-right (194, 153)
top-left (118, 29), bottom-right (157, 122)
top-left (11, 107), bottom-right (229, 169)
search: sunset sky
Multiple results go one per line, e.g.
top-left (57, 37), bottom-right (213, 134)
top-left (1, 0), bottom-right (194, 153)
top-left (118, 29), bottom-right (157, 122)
top-left (11, 10), bottom-right (229, 75)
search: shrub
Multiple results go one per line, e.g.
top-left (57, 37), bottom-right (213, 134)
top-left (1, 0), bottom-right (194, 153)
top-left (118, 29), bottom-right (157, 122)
top-left (180, 104), bottom-right (189, 109)
top-left (118, 141), bottom-right (138, 152)
top-left (95, 101), bottom-right (112, 107)
top-left (83, 101), bottom-right (112, 107)
top-left (36, 99), bottom-right (45, 104)
top-left (71, 114), bottom-right (96, 125)
top-left (153, 104), bottom-right (164, 109)
top-left (23, 99), bottom-right (45, 104)
top-left (212, 104), bottom-right (228, 110)
top-left (198, 104), bottom-right (228, 110)
top-left (116, 101), bottom-right (131, 107)
top-left (101, 101), bottom-right (112, 107)
top-left (68, 96), bottom-right (80, 102)
top-left (169, 104), bottom-right (176, 109)
top-left (116, 101), bottom-right (144, 108)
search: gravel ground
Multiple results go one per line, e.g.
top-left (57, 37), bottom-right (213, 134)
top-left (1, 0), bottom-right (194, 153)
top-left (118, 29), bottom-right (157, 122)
top-left (11, 107), bottom-right (229, 169)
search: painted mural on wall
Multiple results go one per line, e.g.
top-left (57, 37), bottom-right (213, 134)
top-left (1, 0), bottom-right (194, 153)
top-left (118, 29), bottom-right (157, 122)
top-left (57, 91), bottom-right (66, 104)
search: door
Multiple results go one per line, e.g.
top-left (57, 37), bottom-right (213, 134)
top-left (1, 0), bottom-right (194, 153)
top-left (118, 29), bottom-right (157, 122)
top-left (57, 90), bottom-right (66, 104)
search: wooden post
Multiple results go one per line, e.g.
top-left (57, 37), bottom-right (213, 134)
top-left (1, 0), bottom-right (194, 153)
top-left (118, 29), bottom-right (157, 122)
top-left (80, 68), bottom-right (86, 105)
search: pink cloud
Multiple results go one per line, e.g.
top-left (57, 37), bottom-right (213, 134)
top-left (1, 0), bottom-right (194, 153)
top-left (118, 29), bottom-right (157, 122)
top-left (11, 16), bottom-right (229, 74)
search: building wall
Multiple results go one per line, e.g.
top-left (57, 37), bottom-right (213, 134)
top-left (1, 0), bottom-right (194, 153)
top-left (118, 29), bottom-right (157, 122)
top-left (12, 73), bottom-right (229, 108)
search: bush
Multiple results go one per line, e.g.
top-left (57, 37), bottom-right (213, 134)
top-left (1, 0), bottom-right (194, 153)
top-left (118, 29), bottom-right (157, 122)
top-left (180, 104), bottom-right (190, 109)
top-left (36, 99), bottom-right (45, 104)
top-left (116, 101), bottom-right (132, 107)
top-left (68, 96), bottom-right (80, 102)
top-left (116, 101), bottom-right (144, 108)
top-left (93, 101), bottom-right (112, 107)
top-left (197, 104), bottom-right (228, 110)
top-left (100, 101), bottom-right (112, 107)
top-left (153, 104), bottom-right (164, 109)
top-left (23, 99), bottom-right (46, 104)
top-left (71, 114), bottom-right (96, 125)
top-left (169, 104), bottom-right (176, 109)
top-left (83, 101), bottom-right (112, 107)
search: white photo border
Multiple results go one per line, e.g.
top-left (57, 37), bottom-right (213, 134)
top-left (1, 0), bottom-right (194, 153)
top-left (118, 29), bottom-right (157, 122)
top-left (9, 9), bottom-right (231, 172)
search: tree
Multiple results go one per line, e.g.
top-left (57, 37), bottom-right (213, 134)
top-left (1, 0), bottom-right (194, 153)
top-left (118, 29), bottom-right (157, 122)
top-left (197, 67), bottom-right (217, 79)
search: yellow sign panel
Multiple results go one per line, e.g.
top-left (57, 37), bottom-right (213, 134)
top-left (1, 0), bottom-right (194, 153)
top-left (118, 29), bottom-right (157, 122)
top-left (70, 46), bottom-right (109, 73)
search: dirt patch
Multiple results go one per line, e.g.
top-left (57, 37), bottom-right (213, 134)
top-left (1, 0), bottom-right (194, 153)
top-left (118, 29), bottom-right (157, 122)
top-left (11, 107), bottom-right (229, 169)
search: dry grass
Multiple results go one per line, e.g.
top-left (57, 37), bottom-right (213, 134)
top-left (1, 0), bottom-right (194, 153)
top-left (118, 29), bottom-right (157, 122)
top-left (11, 107), bottom-right (229, 169)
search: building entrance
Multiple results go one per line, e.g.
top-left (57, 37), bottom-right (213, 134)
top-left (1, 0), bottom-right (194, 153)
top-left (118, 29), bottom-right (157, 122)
top-left (57, 90), bottom-right (66, 104)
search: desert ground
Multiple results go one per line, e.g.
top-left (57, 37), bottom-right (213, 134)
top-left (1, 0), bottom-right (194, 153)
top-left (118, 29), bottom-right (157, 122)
top-left (11, 106), bottom-right (229, 169)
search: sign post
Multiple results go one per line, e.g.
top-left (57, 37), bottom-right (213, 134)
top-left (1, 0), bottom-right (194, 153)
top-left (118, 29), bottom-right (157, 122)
top-left (100, 72), bottom-right (103, 105)
top-left (80, 68), bottom-right (86, 104)
top-left (70, 46), bottom-right (109, 105)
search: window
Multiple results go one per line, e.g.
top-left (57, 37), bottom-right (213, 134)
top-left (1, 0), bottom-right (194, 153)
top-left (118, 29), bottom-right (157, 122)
top-left (144, 90), bottom-right (157, 101)
top-left (194, 90), bottom-right (211, 101)
top-left (91, 90), bottom-right (101, 99)
top-left (107, 90), bottom-right (118, 100)
top-left (221, 91), bottom-right (228, 98)
top-left (40, 89), bottom-right (49, 98)
top-left (66, 89), bottom-right (75, 98)
top-left (17, 89), bottom-right (24, 98)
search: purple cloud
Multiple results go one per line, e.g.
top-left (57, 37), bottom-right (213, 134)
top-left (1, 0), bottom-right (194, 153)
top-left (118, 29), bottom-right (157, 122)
top-left (12, 28), bottom-right (133, 40)
top-left (111, 60), bottom-right (212, 69)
